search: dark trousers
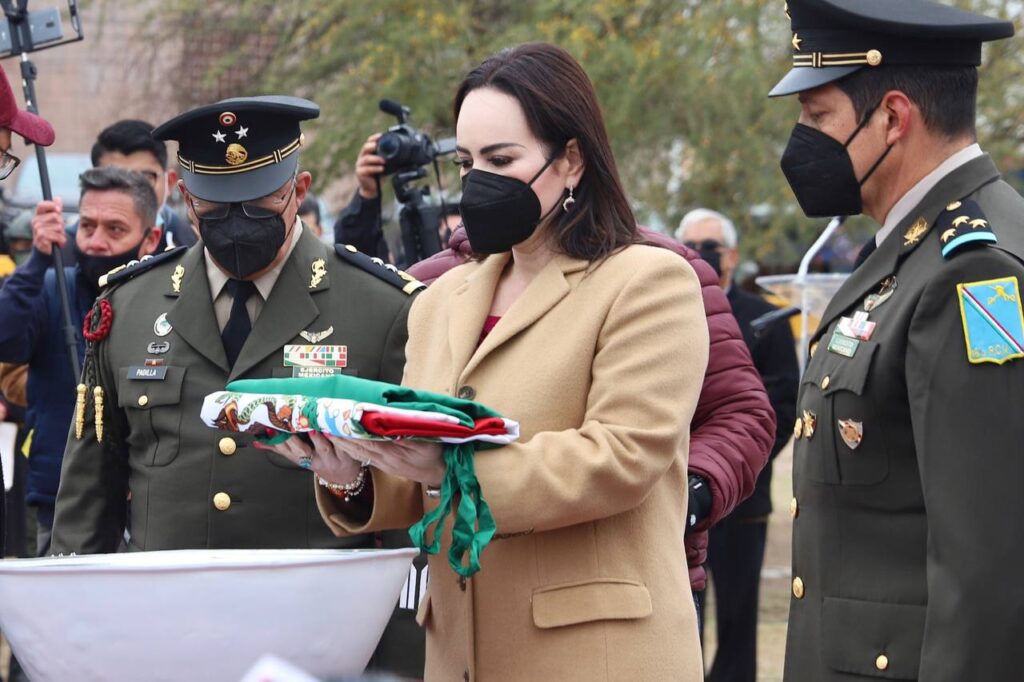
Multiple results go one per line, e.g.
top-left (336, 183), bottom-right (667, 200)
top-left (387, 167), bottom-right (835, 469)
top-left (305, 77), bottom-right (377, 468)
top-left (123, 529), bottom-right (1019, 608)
top-left (699, 517), bottom-right (768, 682)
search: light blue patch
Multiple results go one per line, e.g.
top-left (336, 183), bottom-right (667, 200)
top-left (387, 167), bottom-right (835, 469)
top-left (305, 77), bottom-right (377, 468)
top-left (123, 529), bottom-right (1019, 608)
top-left (957, 277), bottom-right (1024, 365)
top-left (942, 231), bottom-right (997, 259)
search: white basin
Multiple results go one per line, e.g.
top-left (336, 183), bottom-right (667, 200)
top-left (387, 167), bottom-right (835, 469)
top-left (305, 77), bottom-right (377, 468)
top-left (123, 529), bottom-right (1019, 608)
top-left (0, 548), bottom-right (418, 681)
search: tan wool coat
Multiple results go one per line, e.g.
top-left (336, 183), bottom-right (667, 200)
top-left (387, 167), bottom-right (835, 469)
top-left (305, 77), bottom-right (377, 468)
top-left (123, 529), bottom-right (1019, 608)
top-left (319, 244), bottom-right (709, 681)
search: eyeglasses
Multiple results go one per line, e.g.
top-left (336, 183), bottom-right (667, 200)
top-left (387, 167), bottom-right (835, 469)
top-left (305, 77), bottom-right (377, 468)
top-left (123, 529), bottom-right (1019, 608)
top-left (684, 239), bottom-right (725, 252)
top-left (0, 149), bottom-right (21, 181)
top-left (190, 180), bottom-right (297, 220)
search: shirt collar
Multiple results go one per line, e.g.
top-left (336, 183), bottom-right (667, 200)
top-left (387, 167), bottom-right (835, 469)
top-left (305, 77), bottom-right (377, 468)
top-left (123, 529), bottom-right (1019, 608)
top-left (205, 215), bottom-right (304, 301)
top-left (876, 143), bottom-right (983, 246)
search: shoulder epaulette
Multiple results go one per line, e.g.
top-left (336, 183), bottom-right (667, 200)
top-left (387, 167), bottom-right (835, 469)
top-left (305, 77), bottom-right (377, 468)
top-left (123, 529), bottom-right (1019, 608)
top-left (98, 245), bottom-right (188, 289)
top-left (938, 198), bottom-right (997, 259)
top-left (334, 244), bottom-right (425, 295)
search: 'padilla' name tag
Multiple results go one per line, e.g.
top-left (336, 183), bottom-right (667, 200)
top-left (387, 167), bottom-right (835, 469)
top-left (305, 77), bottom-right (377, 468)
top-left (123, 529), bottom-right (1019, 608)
top-left (128, 365), bottom-right (168, 380)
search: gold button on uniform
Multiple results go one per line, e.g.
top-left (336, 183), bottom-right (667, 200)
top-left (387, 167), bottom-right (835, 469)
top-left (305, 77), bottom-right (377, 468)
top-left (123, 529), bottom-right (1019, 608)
top-left (219, 437), bottom-right (237, 456)
top-left (810, 342), bottom-right (819, 357)
top-left (793, 417), bottom-right (803, 439)
top-left (790, 498), bottom-right (799, 519)
top-left (792, 576), bottom-right (805, 599)
top-left (137, 395), bottom-right (149, 407)
top-left (875, 655), bottom-right (889, 671)
top-left (821, 375), bottom-right (831, 390)
top-left (213, 492), bottom-right (232, 511)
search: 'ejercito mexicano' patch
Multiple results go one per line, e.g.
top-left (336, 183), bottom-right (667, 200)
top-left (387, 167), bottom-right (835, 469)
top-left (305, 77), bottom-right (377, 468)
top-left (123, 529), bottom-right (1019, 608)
top-left (957, 276), bottom-right (1024, 364)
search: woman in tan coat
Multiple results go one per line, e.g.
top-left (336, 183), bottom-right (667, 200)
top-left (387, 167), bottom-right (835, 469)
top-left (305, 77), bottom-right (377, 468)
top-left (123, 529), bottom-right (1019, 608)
top-left (264, 43), bottom-right (708, 681)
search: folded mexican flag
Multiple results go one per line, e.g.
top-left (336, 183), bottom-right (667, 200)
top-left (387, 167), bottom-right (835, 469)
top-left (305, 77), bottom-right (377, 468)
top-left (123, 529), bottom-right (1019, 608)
top-left (201, 375), bottom-right (518, 576)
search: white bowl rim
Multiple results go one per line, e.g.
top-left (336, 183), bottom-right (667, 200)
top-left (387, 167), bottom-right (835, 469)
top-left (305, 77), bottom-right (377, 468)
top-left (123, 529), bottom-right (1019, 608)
top-left (0, 547), bottom-right (420, 575)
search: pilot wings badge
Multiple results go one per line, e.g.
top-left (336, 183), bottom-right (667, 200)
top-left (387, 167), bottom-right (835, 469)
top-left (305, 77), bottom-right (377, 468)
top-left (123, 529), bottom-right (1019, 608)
top-left (299, 326), bottom-right (334, 344)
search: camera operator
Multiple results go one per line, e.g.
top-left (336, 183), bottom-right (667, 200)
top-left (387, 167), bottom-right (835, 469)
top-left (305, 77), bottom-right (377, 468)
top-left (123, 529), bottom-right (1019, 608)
top-left (334, 101), bottom-right (457, 268)
top-left (332, 133), bottom-right (391, 261)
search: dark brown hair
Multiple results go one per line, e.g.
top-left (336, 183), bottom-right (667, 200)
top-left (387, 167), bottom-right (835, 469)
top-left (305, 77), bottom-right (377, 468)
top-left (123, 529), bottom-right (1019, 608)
top-left (454, 42), bottom-right (637, 261)
top-left (837, 65), bottom-right (977, 141)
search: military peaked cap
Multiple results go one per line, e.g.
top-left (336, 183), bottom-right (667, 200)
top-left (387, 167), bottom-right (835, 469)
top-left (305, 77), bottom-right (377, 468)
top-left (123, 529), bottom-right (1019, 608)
top-left (770, 0), bottom-right (1014, 97)
top-left (153, 96), bottom-right (319, 202)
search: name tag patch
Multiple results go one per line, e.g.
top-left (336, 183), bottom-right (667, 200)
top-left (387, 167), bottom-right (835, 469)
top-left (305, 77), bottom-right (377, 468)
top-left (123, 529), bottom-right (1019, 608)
top-left (292, 367), bottom-right (343, 378)
top-left (828, 331), bottom-right (860, 358)
top-left (128, 365), bottom-right (168, 380)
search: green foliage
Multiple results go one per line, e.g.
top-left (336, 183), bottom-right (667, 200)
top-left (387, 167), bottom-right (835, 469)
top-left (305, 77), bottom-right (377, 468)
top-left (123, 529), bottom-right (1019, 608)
top-left (149, 0), bottom-right (1024, 265)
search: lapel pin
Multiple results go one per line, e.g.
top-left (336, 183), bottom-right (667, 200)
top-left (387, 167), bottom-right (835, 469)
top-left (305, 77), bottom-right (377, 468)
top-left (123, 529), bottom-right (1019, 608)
top-left (310, 258), bottom-right (327, 289)
top-left (154, 313), bottom-right (173, 337)
top-left (171, 264), bottom-right (184, 293)
top-left (838, 418), bottom-right (864, 450)
top-left (299, 326), bottom-right (334, 344)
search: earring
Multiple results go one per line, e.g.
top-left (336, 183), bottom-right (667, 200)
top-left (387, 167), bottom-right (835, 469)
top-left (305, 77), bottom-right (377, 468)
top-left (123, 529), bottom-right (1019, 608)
top-left (562, 185), bottom-right (576, 212)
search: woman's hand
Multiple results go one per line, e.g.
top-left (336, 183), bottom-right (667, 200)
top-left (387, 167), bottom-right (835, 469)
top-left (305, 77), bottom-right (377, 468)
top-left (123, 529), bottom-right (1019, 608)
top-left (350, 438), bottom-right (445, 488)
top-left (253, 432), bottom-right (362, 485)
top-left (254, 433), bottom-right (445, 488)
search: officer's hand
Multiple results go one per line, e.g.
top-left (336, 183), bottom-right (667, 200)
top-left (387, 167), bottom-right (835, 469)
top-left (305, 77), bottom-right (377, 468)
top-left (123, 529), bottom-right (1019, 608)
top-left (356, 133), bottom-right (385, 200)
top-left (254, 432), bottom-right (363, 485)
top-left (31, 197), bottom-right (66, 256)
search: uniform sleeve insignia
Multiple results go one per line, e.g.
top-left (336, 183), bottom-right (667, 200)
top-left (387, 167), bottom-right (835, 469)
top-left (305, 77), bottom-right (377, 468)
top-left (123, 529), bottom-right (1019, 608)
top-left (938, 198), bottom-right (997, 259)
top-left (334, 244), bottom-right (426, 295)
top-left (957, 276), bottom-right (1024, 365)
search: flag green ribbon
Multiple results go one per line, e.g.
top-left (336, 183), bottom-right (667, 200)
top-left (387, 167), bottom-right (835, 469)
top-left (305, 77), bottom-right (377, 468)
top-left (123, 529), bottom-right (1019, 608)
top-left (408, 442), bottom-right (495, 577)
top-left (226, 374), bottom-right (501, 576)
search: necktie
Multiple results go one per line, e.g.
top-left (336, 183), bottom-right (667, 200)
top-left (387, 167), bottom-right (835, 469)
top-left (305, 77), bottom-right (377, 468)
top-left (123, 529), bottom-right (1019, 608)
top-left (853, 238), bottom-right (877, 270)
top-left (221, 279), bottom-right (256, 368)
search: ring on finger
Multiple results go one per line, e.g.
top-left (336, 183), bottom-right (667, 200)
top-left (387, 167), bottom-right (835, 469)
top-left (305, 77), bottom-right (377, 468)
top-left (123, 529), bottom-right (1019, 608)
top-left (298, 455), bottom-right (313, 470)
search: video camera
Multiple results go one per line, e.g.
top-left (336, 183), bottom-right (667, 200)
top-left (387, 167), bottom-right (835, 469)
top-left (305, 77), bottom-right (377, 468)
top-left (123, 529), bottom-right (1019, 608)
top-left (376, 98), bottom-right (456, 177)
top-left (375, 98), bottom-right (456, 266)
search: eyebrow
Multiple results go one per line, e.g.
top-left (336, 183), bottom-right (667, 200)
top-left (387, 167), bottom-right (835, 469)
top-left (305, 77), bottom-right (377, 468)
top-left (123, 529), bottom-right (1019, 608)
top-left (455, 142), bottom-right (527, 155)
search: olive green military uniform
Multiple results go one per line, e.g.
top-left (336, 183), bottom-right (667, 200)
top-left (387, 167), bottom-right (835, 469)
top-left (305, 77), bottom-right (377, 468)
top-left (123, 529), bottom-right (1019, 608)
top-left (786, 155), bottom-right (1024, 681)
top-left (50, 227), bottom-right (417, 553)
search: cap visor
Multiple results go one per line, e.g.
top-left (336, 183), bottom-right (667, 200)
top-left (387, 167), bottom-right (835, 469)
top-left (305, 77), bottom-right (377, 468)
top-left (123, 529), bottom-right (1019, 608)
top-left (768, 65), bottom-right (863, 97)
top-left (9, 109), bottom-right (55, 146)
top-left (181, 156), bottom-right (298, 203)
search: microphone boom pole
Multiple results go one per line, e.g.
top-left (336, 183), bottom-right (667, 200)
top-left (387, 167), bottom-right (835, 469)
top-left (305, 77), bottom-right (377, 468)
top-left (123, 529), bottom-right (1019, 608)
top-left (3, 0), bottom-right (81, 379)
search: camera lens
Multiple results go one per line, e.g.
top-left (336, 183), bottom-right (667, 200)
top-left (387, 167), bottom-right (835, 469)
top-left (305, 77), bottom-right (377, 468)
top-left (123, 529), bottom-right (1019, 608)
top-left (377, 133), bottom-right (402, 159)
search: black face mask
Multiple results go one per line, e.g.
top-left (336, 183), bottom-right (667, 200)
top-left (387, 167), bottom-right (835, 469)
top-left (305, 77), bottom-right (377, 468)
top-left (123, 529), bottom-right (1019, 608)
top-left (459, 155), bottom-right (560, 254)
top-left (698, 248), bottom-right (722, 277)
top-left (779, 105), bottom-right (893, 218)
top-left (75, 234), bottom-right (148, 291)
top-left (200, 208), bottom-right (289, 280)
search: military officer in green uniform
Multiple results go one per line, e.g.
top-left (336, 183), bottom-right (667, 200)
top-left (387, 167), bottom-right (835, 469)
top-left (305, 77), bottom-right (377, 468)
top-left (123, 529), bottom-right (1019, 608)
top-left (770, 2), bottom-right (1024, 680)
top-left (50, 97), bottom-right (421, 552)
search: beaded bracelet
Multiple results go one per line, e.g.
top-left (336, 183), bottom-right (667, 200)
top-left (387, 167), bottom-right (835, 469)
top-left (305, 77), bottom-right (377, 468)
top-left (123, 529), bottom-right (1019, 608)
top-left (317, 466), bottom-right (368, 502)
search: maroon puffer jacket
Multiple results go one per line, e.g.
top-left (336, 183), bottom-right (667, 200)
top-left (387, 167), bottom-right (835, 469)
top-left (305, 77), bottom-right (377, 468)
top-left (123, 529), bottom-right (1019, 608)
top-left (407, 227), bottom-right (776, 592)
